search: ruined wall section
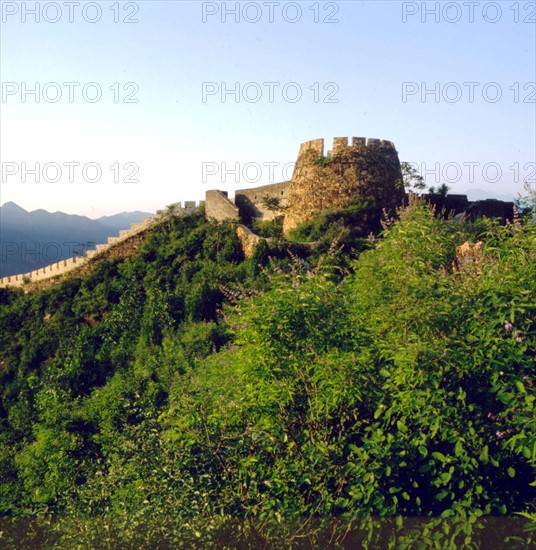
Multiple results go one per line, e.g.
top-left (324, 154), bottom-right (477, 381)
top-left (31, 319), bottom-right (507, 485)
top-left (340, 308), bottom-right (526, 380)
top-left (283, 137), bottom-right (404, 235)
top-left (236, 224), bottom-right (265, 258)
top-left (205, 190), bottom-right (240, 221)
top-left (466, 199), bottom-right (514, 222)
top-left (0, 202), bottom-right (202, 289)
top-left (235, 181), bottom-right (290, 223)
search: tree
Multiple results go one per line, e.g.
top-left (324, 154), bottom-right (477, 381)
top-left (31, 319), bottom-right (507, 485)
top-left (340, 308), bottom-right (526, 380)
top-left (428, 183), bottom-right (450, 197)
top-left (400, 161), bottom-right (426, 191)
top-left (261, 195), bottom-right (287, 215)
top-left (515, 181), bottom-right (536, 219)
top-left (165, 203), bottom-right (180, 217)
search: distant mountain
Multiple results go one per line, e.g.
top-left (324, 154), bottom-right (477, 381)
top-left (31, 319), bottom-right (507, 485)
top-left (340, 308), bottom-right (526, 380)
top-left (0, 202), bottom-right (154, 278)
top-left (464, 189), bottom-right (516, 203)
top-left (96, 211), bottom-right (154, 230)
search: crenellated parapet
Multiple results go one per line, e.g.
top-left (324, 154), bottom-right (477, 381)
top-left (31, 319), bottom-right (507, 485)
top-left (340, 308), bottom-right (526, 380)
top-left (299, 137), bottom-right (397, 159)
top-left (0, 254), bottom-right (90, 287)
top-left (331, 136), bottom-right (396, 155)
top-left (155, 201), bottom-right (204, 217)
top-left (0, 202), bottom-right (203, 289)
top-left (203, 136), bottom-right (405, 234)
top-left (298, 138), bottom-right (324, 157)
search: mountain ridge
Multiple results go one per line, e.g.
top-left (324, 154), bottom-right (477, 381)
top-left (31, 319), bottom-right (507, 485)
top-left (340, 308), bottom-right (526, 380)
top-left (0, 202), bottom-right (155, 278)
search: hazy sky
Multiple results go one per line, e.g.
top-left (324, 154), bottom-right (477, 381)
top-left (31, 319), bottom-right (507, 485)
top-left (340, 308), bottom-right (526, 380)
top-left (1, 0), bottom-right (535, 217)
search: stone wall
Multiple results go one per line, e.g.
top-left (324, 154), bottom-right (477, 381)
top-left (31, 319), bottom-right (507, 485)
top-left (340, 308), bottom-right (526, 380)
top-left (466, 199), bottom-right (514, 222)
top-left (283, 137), bottom-right (404, 234)
top-left (203, 136), bottom-right (404, 233)
top-left (205, 190), bottom-right (240, 221)
top-left (298, 138), bottom-right (324, 157)
top-left (420, 194), bottom-right (514, 223)
top-left (236, 224), bottom-right (264, 258)
top-left (203, 137), bottom-right (514, 234)
top-left (235, 181), bottom-right (290, 223)
top-left (422, 193), bottom-right (470, 214)
top-left (0, 202), bottom-right (202, 289)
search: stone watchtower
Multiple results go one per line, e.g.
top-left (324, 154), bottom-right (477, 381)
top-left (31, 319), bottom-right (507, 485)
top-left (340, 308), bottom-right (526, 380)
top-left (283, 137), bottom-right (404, 234)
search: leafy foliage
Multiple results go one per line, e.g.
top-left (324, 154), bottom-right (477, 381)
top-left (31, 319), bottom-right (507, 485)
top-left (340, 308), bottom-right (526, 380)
top-left (287, 195), bottom-right (383, 256)
top-left (0, 202), bottom-right (534, 546)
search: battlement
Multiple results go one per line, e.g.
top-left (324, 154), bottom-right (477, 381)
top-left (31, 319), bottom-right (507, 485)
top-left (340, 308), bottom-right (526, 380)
top-left (300, 137), bottom-right (397, 159)
top-left (204, 135), bottom-right (402, 235)
top-left (298, 138), bottom-right (325, 156)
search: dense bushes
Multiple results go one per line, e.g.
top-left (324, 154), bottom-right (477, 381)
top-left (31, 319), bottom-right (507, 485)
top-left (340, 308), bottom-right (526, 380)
top-left (158, 204), bottom-right (535, 524)
top-left (287, 196), bottom-right (383, 248)
top-left (0, 204), bottom-right (534, 546)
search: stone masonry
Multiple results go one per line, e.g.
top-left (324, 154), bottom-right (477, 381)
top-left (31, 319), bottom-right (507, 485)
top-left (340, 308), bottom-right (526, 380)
top-left (234, 181), bottom-right (290, 224)
top-left (205, 136), bottom-right (405, 235)
top-left (283, 137), bottom-right (404, 234)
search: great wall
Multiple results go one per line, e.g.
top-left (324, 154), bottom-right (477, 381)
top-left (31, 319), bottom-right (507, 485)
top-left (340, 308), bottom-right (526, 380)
top-left (0, 201), bottom-right (202, 289)
top-left (206, 136), bottom-right (513, 232)
top-left (205, 136), bottom-right (405, 232)
top-left (1, 136), bottom-right (514, 290)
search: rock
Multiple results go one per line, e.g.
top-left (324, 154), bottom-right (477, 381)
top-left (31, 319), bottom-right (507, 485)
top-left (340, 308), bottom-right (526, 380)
top-left (452, 241), bottom-right (484, 271)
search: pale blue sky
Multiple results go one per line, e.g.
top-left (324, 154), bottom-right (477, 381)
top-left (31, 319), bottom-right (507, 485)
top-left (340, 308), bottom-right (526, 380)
top-left (1, 0), bottom-right (535, 216)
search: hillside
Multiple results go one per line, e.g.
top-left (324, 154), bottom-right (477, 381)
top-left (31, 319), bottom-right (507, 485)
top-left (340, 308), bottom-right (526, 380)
top-left (0, 201), bottom-right (534, 548)
top-left (0, 202), bottom-right (154, 278)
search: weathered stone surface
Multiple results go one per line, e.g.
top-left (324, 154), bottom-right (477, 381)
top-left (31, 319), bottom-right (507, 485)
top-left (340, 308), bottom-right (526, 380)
top-left (204, 135), bottom-right (404, 235)
top-left (466, 199), bottom-right (514, 222)
top-left (236, 224), bottom-right (264, 259)
top-left (283, 137), bottom-right (404, 235)
top-left (452, 241), bottom-right (484, 272)
top-left (235, 181), bottom-right (290, 224)
top-left (205, 190), bottom-right (240, 221)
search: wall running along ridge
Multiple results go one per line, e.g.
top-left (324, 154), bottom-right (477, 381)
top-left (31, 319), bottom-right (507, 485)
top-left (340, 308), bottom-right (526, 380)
top-left (0, 202), bottom-right (203, 289)
top-left (5, 136), bottom-right (511, 290)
